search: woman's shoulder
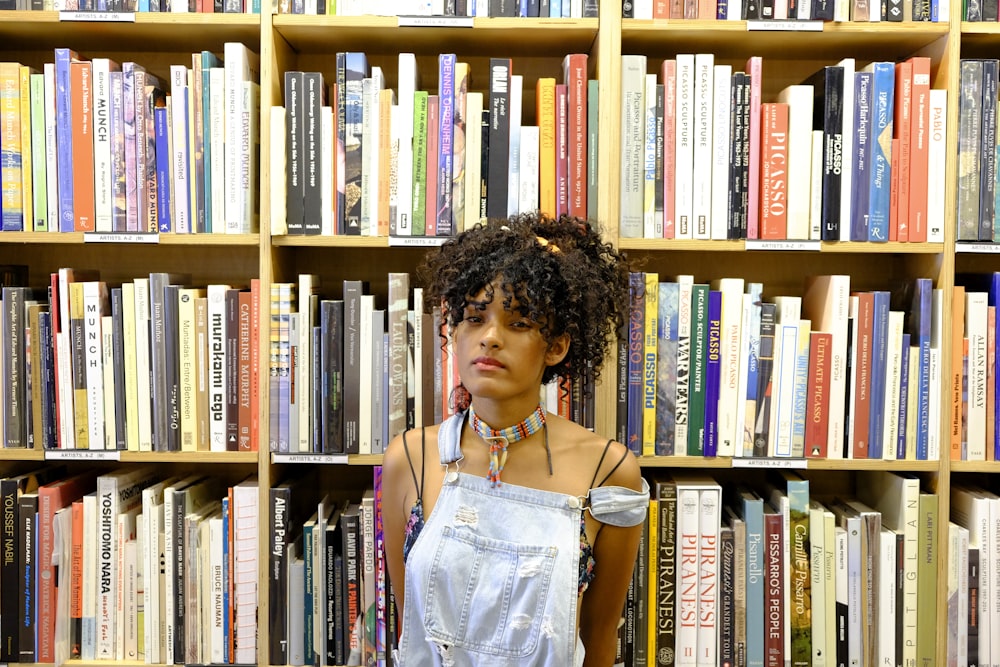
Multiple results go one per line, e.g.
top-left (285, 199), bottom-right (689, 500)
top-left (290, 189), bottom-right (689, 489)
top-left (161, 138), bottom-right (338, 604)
top-left (548, 415), bottom-right (643, 493)
top-left (383, 424), bottom-right (444, 476)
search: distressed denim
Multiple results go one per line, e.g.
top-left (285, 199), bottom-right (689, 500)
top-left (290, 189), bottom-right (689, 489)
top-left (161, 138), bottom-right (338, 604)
top-left (395, 412), bottom-right (649, 666)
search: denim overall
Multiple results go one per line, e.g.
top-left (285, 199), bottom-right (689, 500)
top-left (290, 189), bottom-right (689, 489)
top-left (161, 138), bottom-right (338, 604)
top-left (395, 411), bottom-right (650, 666)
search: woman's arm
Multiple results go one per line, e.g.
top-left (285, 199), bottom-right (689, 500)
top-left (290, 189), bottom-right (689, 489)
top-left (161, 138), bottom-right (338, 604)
top-left (381, 432), bottom-right (416, 618)
top-left (578, 447), bottom-right (645, 667)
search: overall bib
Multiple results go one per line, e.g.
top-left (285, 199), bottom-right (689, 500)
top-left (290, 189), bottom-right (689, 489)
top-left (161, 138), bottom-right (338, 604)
top-left (396, 412), bottom-right (649, 667)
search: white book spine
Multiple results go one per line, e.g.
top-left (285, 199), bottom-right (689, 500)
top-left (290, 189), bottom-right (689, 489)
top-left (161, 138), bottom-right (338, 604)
top-left (674, 54), bottom-right (695, 239)
top-left (209, 67), bottom-right (226, 233)
top-left (696, 487), bottom-right (720, 667)
top-left (618, 55), bottom-right (646, 239)
top-left (777, 84), bottom-right (814, 240)
top-left (96, 479), bottom-right (119, 660)
top-left (643, 73), bottom-right (658, 238)
top-left (878, 529), bottom-right (896, 667)
top-left (82, 494), bottom-right (98, 660)
top-left (321, 106), bottom-right (334, 236)
top-left (92, 59), bottom-right (114, 232)
top-left (506, 74), bottom-right (523, 216)
top-left (518, 125), bottom-right (539, 213)
top-left (360, 77), bottom-right (375, 235)
top-left (882, 311), bottom-right (904, 460)
top-left (83, 281), bottom-right (106, 450)
top-left (845, 296), bottom-right (860, 457)
top-left (809, 504), bottom-right (827, 667)
top-left (710, 65), bottom-right (732, 240)
top-left (712, 278), bottom-right (744, 456)
top-left (169, 66), bottom-right (191, 235)
top-left (102, 318), bottom-right (116, 450)
top-left (465, 92), bottom-right (484, 232)
top-left (358, 294), bottom-right (374, 454)
top-left (44, 63), bottom-right (59, 232)
top-left (691, 53), bottom-right (714, 240)
top-left (233, 482), bottom-right (258, 664)
top-left (367, 70), bottom-right (384, 236)
top-left (240, 81), bottom-right (260, 233)
top-left (133, 279), bottom-right (153, 452)
top-left (771, 322), bottom-right (799, 457)
top-left (966, 292), bottom-right (988, 460)
top-left (809, 129), bottom-right (824, 239)
top-left (224, 43), bottom-right (259, 234)
top-left (141, 491), bottom-right (158, 664)
top-left (210, 516), bottom-right (225, 664)
top-left (927, 89), bottom-right (947, 243)
top-left (733, 293), bottom-right (752, 458)
top-left (395, 53), bottom-right (416, 236)
top-left (675, 487), bottom-right (700, 664)
top-left (837, 58), bottom-right (856, 241)
top-left (207, 284), bottom-right (229, 452)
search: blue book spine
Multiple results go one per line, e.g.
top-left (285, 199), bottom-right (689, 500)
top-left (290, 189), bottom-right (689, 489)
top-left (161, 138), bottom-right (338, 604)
top-left (866, 62), bottom-right (895, 242)
top-left (704, 290), bottom-right (722, 457)
top-left (54, 49), bottom-right (78, 233)
top-left (303, 521), bottom-right (314, 664)
top-left (792, 324), bottom-right (810, 456)
top-left (912, 277), bottom-right (932, 460)
top-left (896, 333), bottom-right (910, 460)
top-left (549, 0), bottom-right (561, 16)
top-left (626, 273), bottom-right (645, 456)
top-left (221, 495), bottom-right (230, 664)
top-left (201, 52), bottom-right (220, 233)
top-left (154, 106), bottom-right (171, 232)
top-left (868, 290), bottom-right (890, 457)
top-left (343, 52), bottom-right (368, 235)
top-left (109, 71), bottom-right (127, 232)
top-left (38, 312), bottom-right (56, 449)
top-left (655, 282), bottom-right (679, 455)
top-left (742, 494), bottom-right (765, 667)
top-left (851, 71), bottom-right (872, 242)
top-left (437, 54), bottom-right (456, 236)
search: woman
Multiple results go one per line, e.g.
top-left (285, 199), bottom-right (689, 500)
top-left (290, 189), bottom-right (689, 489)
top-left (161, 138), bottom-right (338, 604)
top-left (382, 213), bottom-right (649, 666)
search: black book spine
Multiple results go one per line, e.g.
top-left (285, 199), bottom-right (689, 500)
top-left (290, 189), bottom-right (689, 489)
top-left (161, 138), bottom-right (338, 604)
top-left (632, 508), bottom-right (648, 665)
top-left (321, 300), bottom-right (344, 454)
top-left (728, 72), bottom-right (746, 240)
top-left (342, 282), bottom-right (365, 455)
top-left (173, 488), bottom-right (188, 661)
top-left (3, 287), bottom-right (24, 448)
top-left (269, 485), bottom-right (291, 666)
top-left (479, 108), bottom-right (490, 220)
top-left (486, 59), bottom-right (511, 219)
top-left (341, 507), bottom-right (361, 660)
top-left (285, 70), bottom-right (305, 235)
top-left (111, 288), bottom-right (127, 449)
top-left (820, 66), bottom-right (844, 240)
top-left (18, 494), bottom-right (37, 663)
top-left (164, 284), bottom-right (181, 452)
top-left (39, 312), bottom-right (56, 450)
top-left (739, 77), bottom-right (751, 239)
top-left (969, 547), bottom-right (980, 667)
top-left (0, 479), bottom-right (19, 661)
top-left (655, 83), bottom-right (665, 230)
top-left (303, 72), bottom-right (326, 235)
top-left (656, 481), bottom-right (677, 666)
top-left (326, 521), bottom-right (340, 665)
top-left (226, 289), bottom-right (240, 451)
top-left (312, 325), bottom-right (323, 452)
top-left (981, 60), bottom-right (999, 241)
top-left (752, 303), bottom-right (776, 458)
top-left (720, 525), bottom-right (736, 666)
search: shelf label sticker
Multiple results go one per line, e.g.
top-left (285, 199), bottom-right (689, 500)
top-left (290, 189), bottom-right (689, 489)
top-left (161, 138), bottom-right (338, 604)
top-left (272, 453), bottom-right (350, 464)
top-left (388, 235), bottom-right (450, 247)
top-left (397, 15), bottom-right (474, 27)
top-left (745, 239), bottom-right (821, 251)
top-left (59, 10), bottom-right (136, 21)
top-left (746, 19), bottom-right (823, 30)
top-left (84, 232), bottom-right (160, 244)
top-left (956, 242), bottom-right (1000, 254)
top-left (732, 457), bottom-right (807, 469)
top-left (46, 449), bottom-right (121, 461)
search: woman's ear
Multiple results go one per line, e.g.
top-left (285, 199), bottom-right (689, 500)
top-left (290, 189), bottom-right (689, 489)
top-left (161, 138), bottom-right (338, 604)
top-left (545, 333), bottom-right (570, 367)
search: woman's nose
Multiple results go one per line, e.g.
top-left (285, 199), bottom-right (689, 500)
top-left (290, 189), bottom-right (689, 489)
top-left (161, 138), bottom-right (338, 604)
top-left (480, 321), bottom-right (501, 348)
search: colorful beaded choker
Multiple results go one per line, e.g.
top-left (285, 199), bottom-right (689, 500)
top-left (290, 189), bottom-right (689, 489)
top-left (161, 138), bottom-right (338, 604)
top-left (469, 403), bottom-right (549, 487)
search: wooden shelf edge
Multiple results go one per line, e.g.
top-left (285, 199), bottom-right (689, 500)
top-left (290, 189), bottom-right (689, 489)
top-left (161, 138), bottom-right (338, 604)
top-left (618, 239), bottom-right (944, 253)
top-left (0, 448), bottom-right (45, 460)
top-left (950, 460), bottom-right (1000, 473)
top-left (119, 451), bottom-right (259, 462)
top-left (636, 455), bottom-right (940, 471)
top-left (0, 232), bottom-right (259, 246)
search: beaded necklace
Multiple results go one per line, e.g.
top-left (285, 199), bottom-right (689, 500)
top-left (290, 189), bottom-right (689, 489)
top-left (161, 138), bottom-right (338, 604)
top-left (469, 403), bottom-right (551, 487)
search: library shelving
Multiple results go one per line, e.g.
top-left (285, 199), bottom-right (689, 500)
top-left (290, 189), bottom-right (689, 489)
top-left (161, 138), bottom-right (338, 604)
top-left (0, 0), bottom-right (989, 665)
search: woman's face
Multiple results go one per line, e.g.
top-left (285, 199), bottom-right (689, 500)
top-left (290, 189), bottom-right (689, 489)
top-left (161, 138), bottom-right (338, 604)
top-left (451, 282), bottom-right (567, 405)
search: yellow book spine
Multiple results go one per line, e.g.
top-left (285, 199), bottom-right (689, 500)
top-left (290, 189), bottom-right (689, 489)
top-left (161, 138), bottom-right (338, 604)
top-left (70, 281), bottom-right (89, 449)
top-left (195, 296), bottom-right (209, 451)
top-left (19, 65), bottom-right (33, 231)
top-left (0, 61), bottom-right (23, 231)
top-left (178, 287), bottom-right (206, 451)
top-left (536, 77), bottom-right (557, 218)
top-left (643, 271), bottom-right (659, 456)
top-left (647, 496), bottom-right (658, 660)
top-left (122, 282), bottom-right (139, 451)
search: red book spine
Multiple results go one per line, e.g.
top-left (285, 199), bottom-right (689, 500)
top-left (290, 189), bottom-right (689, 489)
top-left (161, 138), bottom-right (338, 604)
top-left (555, 83), bottom-right (569, 217)
top-left (72, 61), bottom-right (95, 232)
top-left (759, 102), bottom-right (788, 240)
top-left (70, 499), bottom-right (84, 659)
top-left (426, 95), bottom-right (438, 237)
top-left (852, 291), bottom-right (875, 459)
top-left (563, 54), bottom-right (588, 218)
top-left (764, 511), bottom-right (785, 667)
top-left (889, 136), bottom-right (900, 242)
top-left (662, 59), bottom-right (676, 239)
top-left (893, 61), bottom-right (912, 242)
top-left (805, 331), bottom-right (832, 458)
top-left (908, 57), bottom-right (931, 243)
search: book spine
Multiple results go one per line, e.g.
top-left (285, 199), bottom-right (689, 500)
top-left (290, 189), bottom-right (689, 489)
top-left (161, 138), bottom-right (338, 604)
top-left (343, 53), bottom-right (367, 234)
top-left (704, 290), bottom-right (722, 456)
top-left (486, 58), bottom-right (511, 220)
top-left (284, 71), bottom-right (304, 235)
top-left (437, 54), bottom-right (455, 236)
top-left (17, 494), bottom-right (36, 662)
top-left (226, 289), bottom-right (240, 451)
top-left (852, 71), bottom-right (874, 241)
top-left (688, 284), bottom-right (708, 456)
top-left (759, 102), bottom-right (789, 239)
top-left (765, 511), bottom-right (785, 667)
top-left (675, 487), bottom-right (699, 664)
top-left (626, 273), bottom-right (645, 455)
top-left (269, 486), bottom-right (290, 665)
top-left (655, 482), bottom-right (677, 665)
top-left (655, 282), bottom-right (679, 455)
top-left (55, 49), bottom-right (79, 232)
top-left (563, 53), bottom-right (588, 217)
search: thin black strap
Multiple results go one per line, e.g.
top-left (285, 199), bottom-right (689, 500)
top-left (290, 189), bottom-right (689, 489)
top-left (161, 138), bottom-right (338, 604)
top-left (401, 429), bottom-right (427, 502)
top-left (589, 438), bottom-right (616, 488)
top-left (597, 447), bottom-right (630, 488)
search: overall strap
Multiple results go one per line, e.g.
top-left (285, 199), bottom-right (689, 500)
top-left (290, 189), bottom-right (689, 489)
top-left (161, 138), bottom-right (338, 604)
top-left (437, 411), bottom-right (467, 464)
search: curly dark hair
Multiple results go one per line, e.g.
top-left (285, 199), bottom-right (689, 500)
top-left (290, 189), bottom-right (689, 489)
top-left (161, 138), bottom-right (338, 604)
top-left (418, 213), bottom-right (634, 405)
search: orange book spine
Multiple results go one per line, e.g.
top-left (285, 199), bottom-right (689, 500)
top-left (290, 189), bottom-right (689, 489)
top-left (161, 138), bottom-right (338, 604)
top-left (378, 90), bottom-right (392, 237)
top-left (250, 278), bottom-right (261, 450)
top-left (70, 499), bottom-right (84, 659)
top-left (889, 136), bottom-right (900, 242)
top-left (71, 61), bottom-right (95, 232)
top-left (951, 285), bottom-right (965, 460)
top-left (536, 77), bottom-right (557, 218)
top-left (759, 102), bottom-right (788, 240)
top-left (805, 331), bottom-right (832, 458)
top-left (0, 61), bottom-right (23, 232)
top-left (19, 65), bottom-right (33, 232)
